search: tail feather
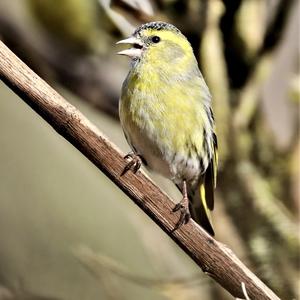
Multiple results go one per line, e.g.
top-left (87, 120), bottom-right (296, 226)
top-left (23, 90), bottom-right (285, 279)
top-left (189, 134), bottom-right (218, 236)
top-left (189, 171), bottom-right (215, 236)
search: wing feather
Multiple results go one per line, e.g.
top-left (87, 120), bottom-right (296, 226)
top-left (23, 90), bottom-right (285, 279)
top-left (189, 132), bottom-right (218, 236)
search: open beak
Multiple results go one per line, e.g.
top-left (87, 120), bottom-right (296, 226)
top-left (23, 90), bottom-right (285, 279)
top-left (116, 36), bottom-right (144, 58)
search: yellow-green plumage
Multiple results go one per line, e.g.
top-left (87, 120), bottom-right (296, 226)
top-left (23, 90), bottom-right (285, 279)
top-left (118, 22), bottom-right (218, 235)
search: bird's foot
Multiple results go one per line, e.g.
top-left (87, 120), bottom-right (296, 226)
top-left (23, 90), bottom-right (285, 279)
top-left (121, 152), bottom-right (142, 175)
top-left (172, 195), bottom-right (191, 231)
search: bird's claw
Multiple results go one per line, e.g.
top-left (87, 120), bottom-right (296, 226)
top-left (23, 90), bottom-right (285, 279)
top-left (121, 152), bottom-right (142, 175)
top-left (172, 203), bottom-right (182, 212)
top-left (172, 198), bottom-right (191, 231)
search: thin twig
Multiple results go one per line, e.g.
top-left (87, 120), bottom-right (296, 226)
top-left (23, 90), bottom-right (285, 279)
top-left (242, 282), bottom-right (251, 300)
top-left (0, 40), bottom-right (280, 300)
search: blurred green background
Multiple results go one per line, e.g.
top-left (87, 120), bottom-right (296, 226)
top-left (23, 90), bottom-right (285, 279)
top-left (0, 0), bottom-right (299, 299)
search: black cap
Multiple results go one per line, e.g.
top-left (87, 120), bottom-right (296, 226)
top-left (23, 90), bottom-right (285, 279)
top-left (134, 21), bottom-right (180, 36)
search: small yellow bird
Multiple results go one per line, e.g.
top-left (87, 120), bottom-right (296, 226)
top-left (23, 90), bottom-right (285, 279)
top-left (117, 22), bottom-right (218, 235)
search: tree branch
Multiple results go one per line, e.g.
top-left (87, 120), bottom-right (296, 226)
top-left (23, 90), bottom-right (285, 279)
top-left (0, 40), bottom-right (280, 300)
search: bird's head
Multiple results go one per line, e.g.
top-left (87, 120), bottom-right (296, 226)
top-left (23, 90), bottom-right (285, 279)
top-left (117, 22), bottom-right (194, 66)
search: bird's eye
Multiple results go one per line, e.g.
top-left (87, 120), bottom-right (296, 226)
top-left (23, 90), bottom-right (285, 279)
top-left (151, 36), bottom-right (160, 43)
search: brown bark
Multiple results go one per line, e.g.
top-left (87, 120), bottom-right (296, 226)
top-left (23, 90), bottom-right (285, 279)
top-left (0, 40), bottom-right (281, 300)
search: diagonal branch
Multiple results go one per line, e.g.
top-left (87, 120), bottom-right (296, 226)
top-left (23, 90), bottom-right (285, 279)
top-left (0, 40), bottom-right (280, 300)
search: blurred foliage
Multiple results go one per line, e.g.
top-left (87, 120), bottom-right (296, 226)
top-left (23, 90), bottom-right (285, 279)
top-left (0, 0), bottom-right (299, 299)
top-left (28, 0), bottom-right (108, 54)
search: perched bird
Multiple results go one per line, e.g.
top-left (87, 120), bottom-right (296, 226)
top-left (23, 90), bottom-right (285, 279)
top-left (117, 22), bottom-right (218, 235)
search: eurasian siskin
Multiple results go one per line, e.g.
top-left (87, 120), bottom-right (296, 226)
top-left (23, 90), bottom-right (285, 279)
top-left (117, 22), bottom-right (218, 235)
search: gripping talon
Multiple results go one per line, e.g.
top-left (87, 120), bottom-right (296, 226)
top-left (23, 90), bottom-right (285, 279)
top-left (172, 180), bottom-right (191, 231)
top-left (133, 159), bottom-right (141, 173)
top-left (121, 160), bottom-right (135, 175)
top-left (184, 212), bottom-right (191, 224)
top-left (172, 203), bottom-right (182, 212)
top-left (121, 152), bottom-right (142, 176)
top-left (176, 212), bottom-right (186, 229)
top-left (172, 205), bottom-right (191, 231)
top-left (124, 152), bottom-right (133, 160)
